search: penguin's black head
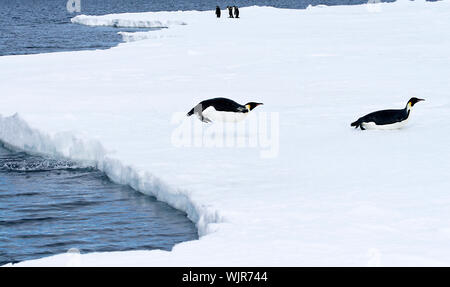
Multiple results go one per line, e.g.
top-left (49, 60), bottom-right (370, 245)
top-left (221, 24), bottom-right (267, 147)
top-left (245, 102), bottom-right (263, 111)
top-left (408, 97), bottom-right (425, 108)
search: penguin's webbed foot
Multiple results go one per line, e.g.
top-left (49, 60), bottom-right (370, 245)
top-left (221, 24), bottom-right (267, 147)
top-left (201, 116), bottom-right (212, 123)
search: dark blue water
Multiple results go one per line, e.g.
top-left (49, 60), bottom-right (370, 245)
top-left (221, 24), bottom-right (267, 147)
top-left (0, 0), bottom-right (397, 56)
top-left (0, 144), bottom-right (198, 265)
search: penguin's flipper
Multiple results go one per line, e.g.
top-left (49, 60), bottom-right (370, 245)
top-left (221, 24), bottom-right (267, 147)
top-left (237, 106), bottom-right (248, 113)
top-left (351, 119), bottom-right (362, 129)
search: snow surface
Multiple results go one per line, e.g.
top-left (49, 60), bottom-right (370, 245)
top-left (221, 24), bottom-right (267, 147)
top-left (2, 0), bottom-right (450, 266)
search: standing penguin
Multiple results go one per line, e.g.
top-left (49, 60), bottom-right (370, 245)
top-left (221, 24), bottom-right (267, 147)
top-left (215, 6), bottom-right (221, 18)
top-left (227, 6), bottom-right (234, 18)
top-left (233, 6), bottom-right (239, 18)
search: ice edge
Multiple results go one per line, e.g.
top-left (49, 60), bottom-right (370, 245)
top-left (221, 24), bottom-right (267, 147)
top-left (0, 113), bottom-right (223, 263)
top-left (71, 15), bottom-right (187, 28)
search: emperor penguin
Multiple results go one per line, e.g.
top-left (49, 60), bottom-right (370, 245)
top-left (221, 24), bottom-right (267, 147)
top-left (187, 97), bottom-right (263, 123)
top-left (215, 6), bottom-right (221, 18)
top-left (351, 97), bottom-right (425, 130)
top-left (227, 6), bottom-right (234, 18)
top-left (234, 6), bottom-right (240, 18)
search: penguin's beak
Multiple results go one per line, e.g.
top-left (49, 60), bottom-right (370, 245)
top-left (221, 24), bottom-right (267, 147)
top-left (418, 98), bottom-right (425, 102)
top-left (257, 103), bottom-right (264, 106)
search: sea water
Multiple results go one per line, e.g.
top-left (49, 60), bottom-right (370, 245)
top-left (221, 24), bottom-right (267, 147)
top-left (0, 144), bottom-right (197, 265)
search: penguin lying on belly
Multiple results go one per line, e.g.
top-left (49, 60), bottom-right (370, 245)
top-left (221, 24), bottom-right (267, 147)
top-left (351, 97), bottom-right (424, 130)
top-left (187, 97), bottom-right (263, 123)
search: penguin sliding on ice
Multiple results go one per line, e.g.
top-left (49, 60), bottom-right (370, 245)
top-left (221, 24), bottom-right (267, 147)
top-left (351, 97), bottom-right (424, 130)
top-left (187, 97), bottom-right (263, 123)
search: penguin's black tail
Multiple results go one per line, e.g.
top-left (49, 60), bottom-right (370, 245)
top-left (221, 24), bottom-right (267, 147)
top-left (187, 108), bottom-right (194, 116)
top-left (351, 119), bottom-right (361, 129)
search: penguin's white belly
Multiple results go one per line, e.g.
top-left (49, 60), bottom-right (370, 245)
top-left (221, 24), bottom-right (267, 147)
top-left (202, 106), bottom-right (248, 122)
top-left (362, 118), bottom-right (409, 130)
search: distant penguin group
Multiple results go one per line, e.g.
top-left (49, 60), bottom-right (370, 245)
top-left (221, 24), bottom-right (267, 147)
top-left (215, 6), bottom-right (239, 18)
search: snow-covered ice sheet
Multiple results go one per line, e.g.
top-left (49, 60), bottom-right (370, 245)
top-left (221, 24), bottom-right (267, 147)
top-left (1, 0), bottom-right (450, 266)
top-left (71, 12), bottom-right (188, 28)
